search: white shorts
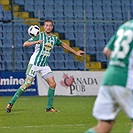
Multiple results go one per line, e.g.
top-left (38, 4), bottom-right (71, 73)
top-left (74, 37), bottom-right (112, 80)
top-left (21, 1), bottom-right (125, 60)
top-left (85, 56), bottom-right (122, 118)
top-left (26, 64), bottom-right (53, 79)
top-left (93, 86), bottom-right (133, 120)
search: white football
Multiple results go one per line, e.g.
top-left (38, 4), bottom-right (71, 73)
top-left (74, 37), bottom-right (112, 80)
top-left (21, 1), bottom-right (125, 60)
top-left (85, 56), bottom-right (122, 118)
top-left (28, 25), bottom-right (40, 37)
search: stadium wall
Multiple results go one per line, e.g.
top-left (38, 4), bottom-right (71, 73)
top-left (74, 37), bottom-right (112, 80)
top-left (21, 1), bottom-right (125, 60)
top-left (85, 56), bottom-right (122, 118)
top-left (0, 71), bottom-right (104, 96)
top-left (37, 71), bottom-right (104, 96)
top-left (0, 71), bottom-right (38, 96)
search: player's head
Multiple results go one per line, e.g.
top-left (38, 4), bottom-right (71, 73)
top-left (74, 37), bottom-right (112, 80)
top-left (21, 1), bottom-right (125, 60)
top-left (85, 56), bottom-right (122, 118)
top-left (43, 19), bottom-right (53, 34)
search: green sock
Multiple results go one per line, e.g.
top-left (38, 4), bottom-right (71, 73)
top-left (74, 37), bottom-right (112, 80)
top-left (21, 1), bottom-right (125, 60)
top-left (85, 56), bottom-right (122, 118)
top-left (46, 88), bottom-right (55, 109)
top-left (85, 128), bottom-right (97, 133)
top-left (10, 88), bottom-right (24, 104)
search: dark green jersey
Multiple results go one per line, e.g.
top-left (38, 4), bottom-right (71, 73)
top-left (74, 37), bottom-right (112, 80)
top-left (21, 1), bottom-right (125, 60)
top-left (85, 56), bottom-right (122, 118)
top-left (28, 32), bottom-right (62, 66)
top-left (102, 20), bottom-right (133, 89)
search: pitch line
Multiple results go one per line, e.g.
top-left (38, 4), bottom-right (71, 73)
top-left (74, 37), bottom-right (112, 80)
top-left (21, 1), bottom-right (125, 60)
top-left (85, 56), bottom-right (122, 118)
top-left (0, 124), bottom-right (88, 129)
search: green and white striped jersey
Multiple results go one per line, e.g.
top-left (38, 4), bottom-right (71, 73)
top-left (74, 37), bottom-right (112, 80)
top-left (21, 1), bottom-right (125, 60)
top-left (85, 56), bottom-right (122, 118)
top-left (102, 20), bottom-right (133, 90)
top-left (28, 32), bottom-right (62, 66)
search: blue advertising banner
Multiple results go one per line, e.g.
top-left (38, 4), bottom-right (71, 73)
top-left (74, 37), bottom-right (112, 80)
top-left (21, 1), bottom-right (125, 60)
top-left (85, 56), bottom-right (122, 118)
top-left (0, 71), bottom-right (38, 96)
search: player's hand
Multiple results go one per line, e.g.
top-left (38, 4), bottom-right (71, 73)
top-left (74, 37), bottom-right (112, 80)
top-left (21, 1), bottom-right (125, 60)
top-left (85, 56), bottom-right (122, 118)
top-left (75, 50), bottom-right (84, 56)
top-left (36, 40), bottom-right (43, 44)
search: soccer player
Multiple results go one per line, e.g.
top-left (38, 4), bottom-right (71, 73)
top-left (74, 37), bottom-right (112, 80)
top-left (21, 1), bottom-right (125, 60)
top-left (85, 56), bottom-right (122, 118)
top-left (6, 19), bottom-right (84, 113)
top-left (85, 20), bottom-right (133, 133)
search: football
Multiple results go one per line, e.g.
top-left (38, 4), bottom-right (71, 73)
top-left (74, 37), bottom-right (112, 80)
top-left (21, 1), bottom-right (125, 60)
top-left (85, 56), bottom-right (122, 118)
top-left (28, 25), bottom-right (40, 37)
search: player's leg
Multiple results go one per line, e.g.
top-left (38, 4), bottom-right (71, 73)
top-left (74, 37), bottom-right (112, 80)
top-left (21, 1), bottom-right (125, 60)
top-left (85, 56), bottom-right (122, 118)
top-left (115, 87), bottom-right (133, 133)
top-left (130, 123), bottom-right (133, 133)
top-left (41, 66), bottom-right (58, 112)
top-left (9, 76), bottom-right (34, 104)
top-left (85, 120), bottom-right (114, 133)
top-left (6, 64), bottom-right (36, 113)
top-left (85, 86), bottom-right (120, 133)
top-left (45, 76), bottom-right (58, 112)
top-left (6, 76), bottom-right (34, 113)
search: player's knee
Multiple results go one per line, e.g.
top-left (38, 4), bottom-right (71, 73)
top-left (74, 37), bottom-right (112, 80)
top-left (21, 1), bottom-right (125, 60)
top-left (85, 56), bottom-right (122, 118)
top-left (20, 78), bottom-right (33, 91)
top-left (21, 82), bottom-right (32, 91)
top-left (26, 83), bottom-right (32, 88)
top-left (49, 82), bottom-right (56, 89)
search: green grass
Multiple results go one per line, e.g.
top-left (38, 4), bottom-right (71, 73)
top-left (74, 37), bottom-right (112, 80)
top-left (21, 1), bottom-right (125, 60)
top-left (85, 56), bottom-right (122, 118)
top-left (0, 96), bottom-right (131, 133)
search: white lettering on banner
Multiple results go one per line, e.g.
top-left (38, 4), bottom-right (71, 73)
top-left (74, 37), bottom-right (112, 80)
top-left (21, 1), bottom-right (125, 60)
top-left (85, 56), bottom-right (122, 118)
top-left (0, 76), bottom-right (35, 85)
top-left (37, 71), bottom-right (104, 96)
top-left (0, 88), bottom-right (36, 92)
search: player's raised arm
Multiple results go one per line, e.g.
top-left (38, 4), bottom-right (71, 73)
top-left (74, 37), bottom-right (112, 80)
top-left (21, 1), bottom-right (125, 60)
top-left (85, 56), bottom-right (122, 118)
top-left (23, 40), bottom-right (43, 47)
top-left (23, 25), bottom-right (42, 47)
top-left (61, 42), bottom-right (84, 56)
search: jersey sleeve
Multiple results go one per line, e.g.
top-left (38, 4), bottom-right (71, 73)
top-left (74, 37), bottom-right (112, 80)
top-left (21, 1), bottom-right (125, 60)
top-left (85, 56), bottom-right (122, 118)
top-left (55, 37), bottom-right (62, 46)
top-left (105, 34), bottom-right (116, 51)
top-left (28, 36), bottom-right (39, 42)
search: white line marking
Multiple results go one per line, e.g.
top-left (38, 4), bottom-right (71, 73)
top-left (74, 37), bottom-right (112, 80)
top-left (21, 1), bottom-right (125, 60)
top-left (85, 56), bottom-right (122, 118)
top-left (0, 124), bottom-right (87, 129)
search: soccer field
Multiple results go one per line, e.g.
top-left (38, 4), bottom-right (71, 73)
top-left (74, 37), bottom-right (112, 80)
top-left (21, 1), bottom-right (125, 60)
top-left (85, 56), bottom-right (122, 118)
top-left (0, 96), bottom-right (131, 133)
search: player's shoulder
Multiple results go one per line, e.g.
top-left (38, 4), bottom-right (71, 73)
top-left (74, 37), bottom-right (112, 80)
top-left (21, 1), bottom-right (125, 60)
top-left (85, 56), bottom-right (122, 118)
top-left (52, 34), bottom-right (56, 37)
top-left (119, 20), bottom-right (133, 30)
top-left (51, 34), bottom-right (58, 37)
top-left (40, 31), bottom-right (44, 34)
top-left (51, 34), bottom-right (60, 40)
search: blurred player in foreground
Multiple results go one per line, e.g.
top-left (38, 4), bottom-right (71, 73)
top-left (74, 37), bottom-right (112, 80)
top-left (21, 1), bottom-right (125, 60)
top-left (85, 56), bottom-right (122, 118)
top-left (85, 20), bottom-right (133, 133)
top-left (6, 19), bottom-right (84, 113)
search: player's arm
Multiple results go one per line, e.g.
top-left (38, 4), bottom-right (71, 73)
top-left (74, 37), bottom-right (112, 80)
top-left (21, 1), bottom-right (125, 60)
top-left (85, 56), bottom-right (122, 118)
top-left (61, 42), bottom-right (84, 56)
top-left (23, 40), bottom-right (43, 47)
top-left (103, 47), bottom-right (112, 58)
top-left (103, 35), bottom-right (116, 58)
